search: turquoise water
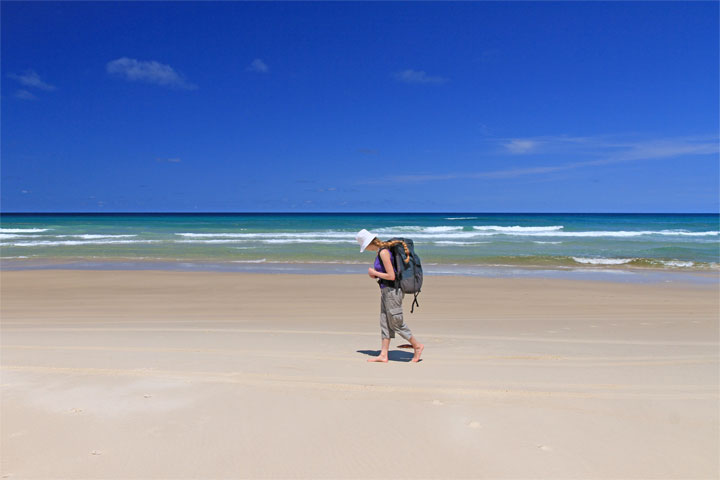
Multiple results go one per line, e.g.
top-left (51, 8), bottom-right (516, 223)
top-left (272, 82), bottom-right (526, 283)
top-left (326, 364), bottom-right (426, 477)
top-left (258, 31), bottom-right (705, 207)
top-left (1, 213), bottom-right (718, 273)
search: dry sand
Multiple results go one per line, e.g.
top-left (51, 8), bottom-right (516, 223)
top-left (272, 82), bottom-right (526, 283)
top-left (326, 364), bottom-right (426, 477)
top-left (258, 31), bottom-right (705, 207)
top-left (1, 269), bottom-right (718, 479)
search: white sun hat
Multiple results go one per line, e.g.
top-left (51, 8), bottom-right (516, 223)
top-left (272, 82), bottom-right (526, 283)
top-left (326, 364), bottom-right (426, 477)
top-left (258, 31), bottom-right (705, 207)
top-left (356, 229), bottom-right (377, 252)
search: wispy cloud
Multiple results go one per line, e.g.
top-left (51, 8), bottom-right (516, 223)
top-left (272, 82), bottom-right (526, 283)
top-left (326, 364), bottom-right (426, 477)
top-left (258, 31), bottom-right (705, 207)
top-left (393, 69), bottom-right (448, 84)
top-left (606, 137), bottom-right (719, 162)
top-left (361, 134), bottom-right (719, 184)
top-left (246, 59), bottom-right (269, 73)
top-left (504, 139), bottom-right (538, 154)
top-left (7, 70), bottom-right (56, 91)
top-left (156, 157), bottom-right (182, 163)
top-left (106, 57), bottom-right (197, 90)
top-left (502, 135), bottom-right (595, 154)
top-left (14, 89), bottom-right (37, 101)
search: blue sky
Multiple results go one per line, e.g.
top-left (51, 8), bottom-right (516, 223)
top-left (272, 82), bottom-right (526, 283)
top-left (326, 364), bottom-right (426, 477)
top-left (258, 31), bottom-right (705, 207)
top-left (1, 1), bottom-right (718, 213)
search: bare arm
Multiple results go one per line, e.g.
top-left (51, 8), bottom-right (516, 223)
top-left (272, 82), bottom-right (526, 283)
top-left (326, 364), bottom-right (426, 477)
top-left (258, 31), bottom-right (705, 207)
top-left (373, 249), bottom-right (395, 281)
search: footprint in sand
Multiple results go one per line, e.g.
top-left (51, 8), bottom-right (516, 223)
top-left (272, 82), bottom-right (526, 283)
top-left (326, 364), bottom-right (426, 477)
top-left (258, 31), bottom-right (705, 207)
top-left (468, 421), bottom-right (481, 429)
top-left (90, 450), bottom-right (102, 456)
top-left (70, 408), bottom-right (83, 414)
top-left (143, 394), bottom-right (152, 398)
top-left (537, 444), bottom-right (552, 451)
top-left (431, 400), bottom-right (443, 406)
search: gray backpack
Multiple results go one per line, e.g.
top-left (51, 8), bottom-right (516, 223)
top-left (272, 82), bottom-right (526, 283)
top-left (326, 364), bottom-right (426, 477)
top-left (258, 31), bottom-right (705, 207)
top-left (387, 237), bottom-right (423, 313)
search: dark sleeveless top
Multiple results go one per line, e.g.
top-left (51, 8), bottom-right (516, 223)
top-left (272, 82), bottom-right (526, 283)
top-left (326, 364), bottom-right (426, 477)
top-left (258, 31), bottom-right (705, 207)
top-left (374, 248), bottom-right (396, 289)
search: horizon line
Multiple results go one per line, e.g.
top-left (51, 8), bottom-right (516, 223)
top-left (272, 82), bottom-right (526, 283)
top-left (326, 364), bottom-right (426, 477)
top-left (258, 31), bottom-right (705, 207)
top-left (1, 211), bottom-right (719, 215)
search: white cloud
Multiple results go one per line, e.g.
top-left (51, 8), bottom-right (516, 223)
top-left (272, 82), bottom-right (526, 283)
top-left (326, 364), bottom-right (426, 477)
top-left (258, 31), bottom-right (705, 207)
top-left (106, 57), bottom-right (197, 89)
top-left (7, 70), bottom-right (56, 91)
top-left (503, 135), bottom-right (597, 154)
top-left (14, 89), bottom-right (37, 100)
top-left (504, 139), bottom-right (538, 154)
top-left (362, 135), bottom-right (720, 184)
top-left (156, 157), bottom-right (182, 163)
top-left (607, 138), bottom-right (719, 162)
top-left (393, 69), bottom-right (448, 84)
top-left (246, 59), bottom-right (269, 73)
top-left (501, 134), bottom-right (716, 159)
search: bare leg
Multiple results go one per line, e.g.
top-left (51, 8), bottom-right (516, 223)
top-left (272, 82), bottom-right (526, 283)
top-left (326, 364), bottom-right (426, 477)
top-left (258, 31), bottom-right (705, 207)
top-left (408, 336), bottom-right (424, 362)
top-left (367, 338), bottom-right (390, 362)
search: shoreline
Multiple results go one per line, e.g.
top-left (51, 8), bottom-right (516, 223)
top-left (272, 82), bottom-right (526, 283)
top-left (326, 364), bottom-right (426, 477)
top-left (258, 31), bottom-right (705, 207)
top-left (1, 256), bottom-right (718, 285)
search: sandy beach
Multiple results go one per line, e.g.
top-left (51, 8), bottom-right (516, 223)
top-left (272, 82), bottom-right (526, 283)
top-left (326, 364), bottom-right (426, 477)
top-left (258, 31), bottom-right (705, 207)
top-left (1, 269), bottom-right (718, 479)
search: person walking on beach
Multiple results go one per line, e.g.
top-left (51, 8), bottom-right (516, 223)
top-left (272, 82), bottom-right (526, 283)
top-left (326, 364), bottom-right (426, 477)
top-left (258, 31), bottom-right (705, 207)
top-left (356, 229), bottom-right (424, 363)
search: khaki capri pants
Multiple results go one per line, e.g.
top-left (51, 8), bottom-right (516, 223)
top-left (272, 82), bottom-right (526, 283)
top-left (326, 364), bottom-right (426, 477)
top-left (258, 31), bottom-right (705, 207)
top-left (379, 287), bottom-right (413, 340)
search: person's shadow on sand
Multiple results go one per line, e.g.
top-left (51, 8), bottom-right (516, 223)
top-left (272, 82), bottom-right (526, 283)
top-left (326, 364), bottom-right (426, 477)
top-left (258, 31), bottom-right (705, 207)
top-left (356, 349), bottom-right (420, 362)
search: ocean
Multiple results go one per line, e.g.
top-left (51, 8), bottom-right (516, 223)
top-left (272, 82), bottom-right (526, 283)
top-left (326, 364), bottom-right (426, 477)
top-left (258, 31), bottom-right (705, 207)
top-left (1, 213), bottom-right (718, 282)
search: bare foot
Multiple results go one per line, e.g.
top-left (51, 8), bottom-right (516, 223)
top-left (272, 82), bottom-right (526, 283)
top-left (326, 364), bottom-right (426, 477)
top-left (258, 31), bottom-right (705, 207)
top-left (367, 355), bottom-right (388, 363)
top-left (411, 344), bottom-right (424, 362)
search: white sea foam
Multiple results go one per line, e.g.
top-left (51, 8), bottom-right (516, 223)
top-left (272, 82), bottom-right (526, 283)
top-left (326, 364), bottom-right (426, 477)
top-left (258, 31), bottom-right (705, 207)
top-left (176, 232), bottom-right (247, 237)
top-left (0, 234), bottom-right (36, 239)
top-left (176, 231), bottom-right (351, 239)
top-left (0, 228), bottom-right (50, 233)
top-left (231, 258), bottom-right (267, 263)
top-left (175, 239), bottom-right (250, 244)
top-left (5, 233), bottom-right (139, 240)
top-left (259, 239), bottom-right (356, 244)
top-left (445, 217), bottom-right (478, 220)
top-left (522, 230), bottom-right (719, 237)
top-left (656, 230), bottom-right (720, 236)
top-left (55, 234), bottom-right (138, 239)
top-left (473, 225), bottom-right (564, 232)
top-left (172, 227), bottom-right (719, 241)
top-left (6, 226), bottom-right (716, 250)
top-left (433, 241), bottom-right (491, 245)
top-left (660, 260), bottom-right (695, 268)
top-left (2, 239), bottom-right (163, 247)
top-left (423, 226), bottom-right (465, 233)
top-left (374, 226), bottom-right (464, 233)
top-left (375, 230), bottom-right (490, 239)
top-left (176, 238), bottom-right (355, 245)
top-left (572, 257), bottom-right (634, 265)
